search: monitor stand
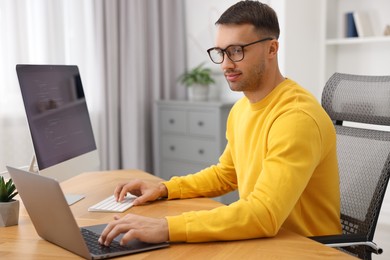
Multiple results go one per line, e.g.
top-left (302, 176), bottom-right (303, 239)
top-left (63, 194), bottom-right (85, 205)
top-left (28, 156), bottom-right (85, 205)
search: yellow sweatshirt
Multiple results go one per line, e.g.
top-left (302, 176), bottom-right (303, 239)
top-left (164, 79), bottom-right (341, 242)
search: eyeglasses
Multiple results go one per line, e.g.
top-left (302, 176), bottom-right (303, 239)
top-left (207, 37), bottom-right (274, 64)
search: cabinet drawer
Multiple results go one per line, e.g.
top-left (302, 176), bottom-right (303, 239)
top-left (160, 160), bottom-right (207, 180)
top-left (160, 110), bottom-right (186, 133)
top-left (188, 111), bottom-right (217, 136)
top-left (161, 136), bottom-right (218, 163)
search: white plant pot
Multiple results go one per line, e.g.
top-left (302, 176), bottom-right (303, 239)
top-left (0, 199), bottom-right (19, 227)
top-left (188, 84), bottom-right (209, 101)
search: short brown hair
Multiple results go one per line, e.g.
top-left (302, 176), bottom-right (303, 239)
top-left (216, 0), bottom-right (280, 39)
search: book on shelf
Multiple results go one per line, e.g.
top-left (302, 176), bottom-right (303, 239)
top-left (345, 12), bottom-right (358, 38)
top-left (353, 11), bottom-right (374, 37)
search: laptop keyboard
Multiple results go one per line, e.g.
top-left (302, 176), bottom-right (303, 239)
top-left (88, 195), bottom-right (136, 212)
top-left (81, 228), bottom-right (131, 255)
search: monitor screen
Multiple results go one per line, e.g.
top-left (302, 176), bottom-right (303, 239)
top-left (16, 64), bottom-right (99, 182)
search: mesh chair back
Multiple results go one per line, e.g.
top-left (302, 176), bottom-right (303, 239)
top-left (321, 73), bottom-right (390, 258)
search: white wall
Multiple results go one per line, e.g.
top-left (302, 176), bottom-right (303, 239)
top-left (276, 0), bottom-right (324, 99)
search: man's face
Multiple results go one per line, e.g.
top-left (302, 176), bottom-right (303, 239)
top-left (215, 24), bottom-right (269, 93)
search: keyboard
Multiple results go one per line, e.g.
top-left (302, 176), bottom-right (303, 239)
top-left (81, 228), bottom-right (131, 255)
top-left (88, 195), bottom-right (137, 212)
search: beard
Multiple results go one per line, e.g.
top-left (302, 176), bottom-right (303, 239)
top-left (225, 60), bottom-right (266, 92)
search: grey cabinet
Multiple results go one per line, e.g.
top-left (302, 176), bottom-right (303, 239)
top-left (154, 100), bottom-right (238, 204)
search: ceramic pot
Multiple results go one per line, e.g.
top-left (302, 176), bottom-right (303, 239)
top-left (188, 84), bottom-right (209, 101)
top-left (0, 199), bottom-right (19, 227)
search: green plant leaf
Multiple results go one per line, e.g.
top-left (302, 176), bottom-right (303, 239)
top-left (178, 62), bottom-right (215, 87)
top-left (0, 176), bottom-right (18, 202)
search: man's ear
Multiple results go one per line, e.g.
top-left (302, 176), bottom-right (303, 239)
top-left (268, 40), bottom-right (278, 58)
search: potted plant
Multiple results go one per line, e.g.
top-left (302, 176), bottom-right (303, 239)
top-left (0, 176), bottom-right (19, 227)
top-left (179, 62), bottom-right (215, 101)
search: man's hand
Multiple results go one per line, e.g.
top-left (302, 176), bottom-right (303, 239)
top-left (98, 214), bottom-right (169, 246)
top-left (114, 179), bottom-right (168, 206)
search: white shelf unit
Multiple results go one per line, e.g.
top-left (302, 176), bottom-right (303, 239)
top-left (326, 36), bottom-right (390, 46)
top-left (322, 0), bottom-right (390, 87)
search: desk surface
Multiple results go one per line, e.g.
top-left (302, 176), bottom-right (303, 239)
top-left (0, 170), bottom-right (355, 259)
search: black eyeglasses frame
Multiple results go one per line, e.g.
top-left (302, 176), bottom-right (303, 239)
top-left (207, 37), bottom-right (274, 64)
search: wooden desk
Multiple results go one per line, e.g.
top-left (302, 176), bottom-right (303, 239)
top-left (0, 170), bottom-right (355, 259)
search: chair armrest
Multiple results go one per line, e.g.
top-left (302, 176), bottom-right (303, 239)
top-left (309, 234), bottom-right (365, 244)
top-left (309, 234), bottom-right (383, 255)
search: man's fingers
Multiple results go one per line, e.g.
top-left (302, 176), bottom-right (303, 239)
top-left (115, 180), bottom-right (144, 202)
top-left (99, 215), bottom-right (124, 245)
top-left (99, 214), bottom-right (168, 245)
top-left (118, 188), bottom-right (129, 202)
top-left (98, 222), bottom-right (115, 245)
top-left (100, 222), bottom-right (134, 246)
top-left (104, 224), bottom-right (128, 246)
top-left (114, 183), bottom-right (127, 201)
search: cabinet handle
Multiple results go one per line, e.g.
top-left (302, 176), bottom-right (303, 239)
top-left (169, 145), bottom-right (175, 151)
top-left (169, 118), bottom-right (175, 124)
top-left (197, 121), bottom-right (204, 127)
top-left (198, 149), bottom-right (204, 155)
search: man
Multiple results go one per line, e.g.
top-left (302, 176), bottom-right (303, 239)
top-left (99, 0), bottom-right (341, 246)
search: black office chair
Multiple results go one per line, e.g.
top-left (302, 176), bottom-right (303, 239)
top-left (309, 72), bottom-right (390, 259)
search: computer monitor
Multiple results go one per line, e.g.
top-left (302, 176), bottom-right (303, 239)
top-left (15, 64), bottom-right (100, 187)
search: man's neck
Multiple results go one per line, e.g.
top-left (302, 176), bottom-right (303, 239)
top-left (244, 73), bottom-right (285, 103)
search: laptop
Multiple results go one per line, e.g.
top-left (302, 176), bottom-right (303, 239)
top-left (6, 166), bottom-right (169, 259)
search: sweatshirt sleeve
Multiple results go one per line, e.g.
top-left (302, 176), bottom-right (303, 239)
top-left (162, 143), bottom-right (238, 200)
